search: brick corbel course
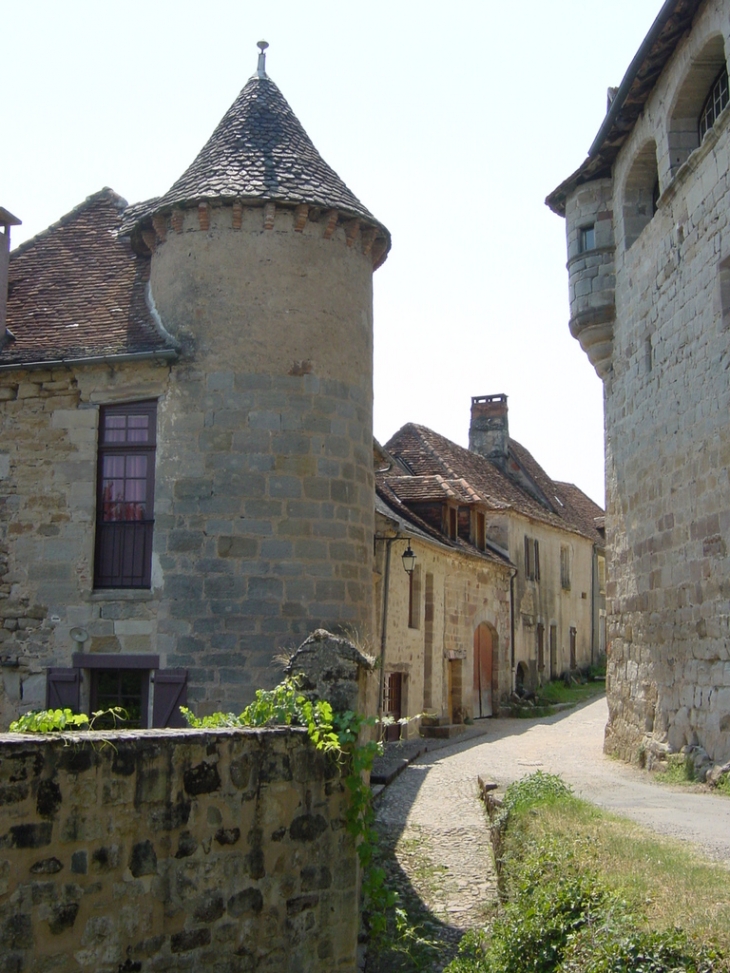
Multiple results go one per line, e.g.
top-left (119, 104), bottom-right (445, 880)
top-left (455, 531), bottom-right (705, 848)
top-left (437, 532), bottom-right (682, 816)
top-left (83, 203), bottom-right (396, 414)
top-left (293, 204), bottom-right (309, 232)
top-left (323, 209), bottom-right (338, 240)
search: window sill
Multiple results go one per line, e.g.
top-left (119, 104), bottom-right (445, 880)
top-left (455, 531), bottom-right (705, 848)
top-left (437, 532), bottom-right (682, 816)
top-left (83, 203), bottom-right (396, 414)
top-left (89, 589), bottom-right (156, 602)
top-left (659, 101), bottom-right (730, 209)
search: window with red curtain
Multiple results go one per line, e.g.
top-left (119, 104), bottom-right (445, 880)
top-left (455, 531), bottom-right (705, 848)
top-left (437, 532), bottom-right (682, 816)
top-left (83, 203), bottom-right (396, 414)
top-left (94, 401), bottom-right (157, 588)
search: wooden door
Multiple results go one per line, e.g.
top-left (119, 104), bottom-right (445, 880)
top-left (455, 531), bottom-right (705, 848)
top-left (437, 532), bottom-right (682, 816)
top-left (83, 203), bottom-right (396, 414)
top-left (384, 672), bottom-right (402, 742)
top-left (473, 623), bottom-right (493, 718)
top-left (549, 625), bottom-right (557, 680)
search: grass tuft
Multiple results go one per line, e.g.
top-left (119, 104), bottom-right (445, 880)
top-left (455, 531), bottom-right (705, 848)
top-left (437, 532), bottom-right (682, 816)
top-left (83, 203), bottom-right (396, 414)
top-left (445, 773), bottom-right (730, 973)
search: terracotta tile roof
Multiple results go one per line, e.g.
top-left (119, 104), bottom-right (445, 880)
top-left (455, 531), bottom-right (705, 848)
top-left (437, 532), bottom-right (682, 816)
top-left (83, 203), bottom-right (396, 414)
top-left (383, 474), bottom-right (481, 504)
top-left (2, 189), bottom-right (177, 368)
top-left (128, 73), bottom-right (390, 248)
top-left (553, 481), bottom-right (606, 544)
top-left (384, 423), bottom-right (604, 545)
top-left (375, 482), bottom-right (512, 568)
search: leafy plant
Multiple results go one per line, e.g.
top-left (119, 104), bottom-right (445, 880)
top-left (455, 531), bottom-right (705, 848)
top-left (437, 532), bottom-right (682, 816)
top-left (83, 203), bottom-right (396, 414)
top-left (182, 676), bottom-right (399, 942)
top-left (9, 707), bottom-right (128, 733)
top-left (653, 752), bottom-right (697, 785)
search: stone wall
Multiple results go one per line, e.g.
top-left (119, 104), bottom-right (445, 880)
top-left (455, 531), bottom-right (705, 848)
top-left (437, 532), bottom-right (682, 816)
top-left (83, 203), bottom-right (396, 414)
top-left (504, 514), bottom-right (598, 689)
top-left (373, 528), bottom-right (512, 729)
top-left (0, 725), bottom-right (357, 972)
top-left (562, 1), bottom-right (730, 763)
top-left (0, 201), bottom-right (378, 725)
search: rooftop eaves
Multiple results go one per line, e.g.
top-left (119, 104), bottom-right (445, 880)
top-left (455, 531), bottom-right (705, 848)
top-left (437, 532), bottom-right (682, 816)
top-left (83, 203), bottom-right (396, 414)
top-left (546, 0), bottom-right (700, 215)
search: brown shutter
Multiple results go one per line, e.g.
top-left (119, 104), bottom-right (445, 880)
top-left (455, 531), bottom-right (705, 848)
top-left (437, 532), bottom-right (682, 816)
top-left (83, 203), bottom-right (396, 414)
top-left (46, 668), bottom-right (81, 711)
top-left (152, 669), bottom-right (188, 728)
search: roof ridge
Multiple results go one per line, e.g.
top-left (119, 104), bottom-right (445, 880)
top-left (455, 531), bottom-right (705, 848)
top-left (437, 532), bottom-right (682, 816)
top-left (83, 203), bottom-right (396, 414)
top-left (10, 188), bottom-right (127, 259)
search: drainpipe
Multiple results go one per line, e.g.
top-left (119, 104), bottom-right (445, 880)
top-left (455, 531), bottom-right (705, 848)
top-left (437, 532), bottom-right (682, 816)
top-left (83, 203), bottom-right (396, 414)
top-left (509, 567), bottom-right (517, 690)
top-left (591, 546), bottom-right (597, 667)
top-left (377, 538), bottom-right (393, 716)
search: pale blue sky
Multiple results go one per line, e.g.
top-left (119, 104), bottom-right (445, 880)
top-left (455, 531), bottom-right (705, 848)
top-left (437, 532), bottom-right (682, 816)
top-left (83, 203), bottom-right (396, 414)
top-left (4, 0), bottom-right (664, 505)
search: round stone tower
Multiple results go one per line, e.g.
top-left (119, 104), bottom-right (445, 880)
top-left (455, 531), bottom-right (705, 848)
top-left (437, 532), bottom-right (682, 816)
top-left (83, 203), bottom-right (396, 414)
top-left (129, 46), bottom-right (390, 710)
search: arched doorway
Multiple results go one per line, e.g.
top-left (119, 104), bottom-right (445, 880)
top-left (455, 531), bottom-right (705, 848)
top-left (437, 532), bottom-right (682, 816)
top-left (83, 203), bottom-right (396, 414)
top-left (473, 623), bottom-right (495, 718)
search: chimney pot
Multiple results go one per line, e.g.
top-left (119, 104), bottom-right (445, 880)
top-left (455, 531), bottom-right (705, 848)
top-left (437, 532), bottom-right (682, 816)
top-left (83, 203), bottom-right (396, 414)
top-left (469, 394), bottom-right (509, 467)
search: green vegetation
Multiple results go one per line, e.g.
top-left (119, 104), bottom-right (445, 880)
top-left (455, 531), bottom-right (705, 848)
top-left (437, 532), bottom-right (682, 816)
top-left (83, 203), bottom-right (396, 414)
top-left (510, 677), bottom-right (605, 718)
top-left (445, 772), bottom-right (730, 973)
top-left (181, 676), bottom-right (397, 941)
top-left (537, 677), bottom-right (606, 707)
top-left (9, 706), bottom-right (127, 733)
top-left (652, 752), bottom-right (698, 786)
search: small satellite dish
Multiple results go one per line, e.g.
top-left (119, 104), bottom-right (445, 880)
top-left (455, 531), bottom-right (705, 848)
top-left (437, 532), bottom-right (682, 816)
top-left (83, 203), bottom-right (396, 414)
top-left (69, 628), bottom-right (88, 644)
top-left (257, 40), bottom-right (269, 52)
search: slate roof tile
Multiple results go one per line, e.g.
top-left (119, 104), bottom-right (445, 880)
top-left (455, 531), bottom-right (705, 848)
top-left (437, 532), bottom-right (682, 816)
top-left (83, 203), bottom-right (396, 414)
top-left (2, 189), bottom-right (176, 367)
top-left (129, 72), bottom-right (390, 249)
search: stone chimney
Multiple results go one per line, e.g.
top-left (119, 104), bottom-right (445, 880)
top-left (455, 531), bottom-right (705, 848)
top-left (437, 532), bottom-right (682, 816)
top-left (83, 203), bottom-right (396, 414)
top-left (0, 208), bottom-right (21, 352)
top-left (469, 394), bottom-right (509, 468)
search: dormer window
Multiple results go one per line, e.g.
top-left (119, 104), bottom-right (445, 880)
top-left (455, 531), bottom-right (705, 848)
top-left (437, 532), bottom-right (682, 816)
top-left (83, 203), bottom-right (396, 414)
top-left (472, 511), bottom-right (486, 551)
top-left (448, 506), bottom-right (457, 539)
top-left (699, 67), bottom-right (729, 142)
top-left (579, 225), bottom-right (595, 253)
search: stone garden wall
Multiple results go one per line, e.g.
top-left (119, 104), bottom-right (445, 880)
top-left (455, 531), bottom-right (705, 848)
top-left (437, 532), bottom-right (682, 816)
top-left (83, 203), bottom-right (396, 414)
top-left (0, 725), bottom-right (357, 972)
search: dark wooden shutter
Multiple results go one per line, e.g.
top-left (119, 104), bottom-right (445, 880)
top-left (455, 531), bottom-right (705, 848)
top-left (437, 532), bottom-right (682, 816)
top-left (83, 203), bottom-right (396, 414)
top-left (46, 668), bottom-right (81, 711)
top-left (152, 669), bottom-right (188, 728)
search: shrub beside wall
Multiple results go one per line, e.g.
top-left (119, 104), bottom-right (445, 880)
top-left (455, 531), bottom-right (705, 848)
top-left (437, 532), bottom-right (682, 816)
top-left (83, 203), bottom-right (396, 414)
top-left (0, 726), bottom-right (358, 972)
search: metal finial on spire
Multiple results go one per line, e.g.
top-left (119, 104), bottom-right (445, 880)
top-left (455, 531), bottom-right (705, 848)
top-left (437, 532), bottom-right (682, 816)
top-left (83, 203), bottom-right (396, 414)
top-left (257, 40), bottom-right (269, 79)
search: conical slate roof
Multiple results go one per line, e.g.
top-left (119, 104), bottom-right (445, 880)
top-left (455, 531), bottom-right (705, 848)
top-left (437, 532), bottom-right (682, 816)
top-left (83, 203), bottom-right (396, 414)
top-left (147, 71), bottom-right (386, 234)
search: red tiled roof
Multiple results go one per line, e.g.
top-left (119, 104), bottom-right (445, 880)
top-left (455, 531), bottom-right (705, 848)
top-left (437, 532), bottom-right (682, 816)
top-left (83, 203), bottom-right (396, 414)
top-left (384, 423), bottom-right (604, 545)
top-left (383, 474), bottom-right (481, 504)
top-left (375, 481), bottom-right (512, 568)
top-left (2, 188), bottom-right (177, 367)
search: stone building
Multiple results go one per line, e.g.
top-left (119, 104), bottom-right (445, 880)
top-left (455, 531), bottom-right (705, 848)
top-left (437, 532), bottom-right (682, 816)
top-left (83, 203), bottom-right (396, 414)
top-left (374, 395), bottom-right (605, 735)
top-left (0, 47), bottom-right (390, 729)
top-left (547, 0), bottom-right (730, 763)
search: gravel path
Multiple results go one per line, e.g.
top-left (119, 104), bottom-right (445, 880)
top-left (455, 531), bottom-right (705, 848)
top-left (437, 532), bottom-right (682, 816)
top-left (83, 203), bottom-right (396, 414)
top-left (370, 696), bottom-right (730, 970)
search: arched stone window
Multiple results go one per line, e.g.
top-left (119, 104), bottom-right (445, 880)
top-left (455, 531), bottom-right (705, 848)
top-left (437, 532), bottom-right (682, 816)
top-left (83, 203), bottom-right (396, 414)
top-left (698, 66), bottom-right (729, 142)
top-left (622, 140), bottom-right (659, 249)
top-left (668, 34), bottom-right (728, 174)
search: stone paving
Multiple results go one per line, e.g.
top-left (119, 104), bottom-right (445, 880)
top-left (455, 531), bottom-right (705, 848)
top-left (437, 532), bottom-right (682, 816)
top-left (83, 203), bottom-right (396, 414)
top-left (368, 696), bottom-right (730, 970)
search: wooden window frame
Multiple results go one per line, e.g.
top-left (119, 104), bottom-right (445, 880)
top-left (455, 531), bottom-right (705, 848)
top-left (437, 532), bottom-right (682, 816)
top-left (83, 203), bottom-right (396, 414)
top-left (408, 564), bottom-right (422, 630)
top-left (560, 545), bottom-right (571, 590)
top-left (524, 535), bottom-right (533, 579)
top-left (699, 67), bottom-right (729, 142)
top-left (94, 400), bottom-right (157, 589)
top-left (579, 224), bottom-right (595, 253)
